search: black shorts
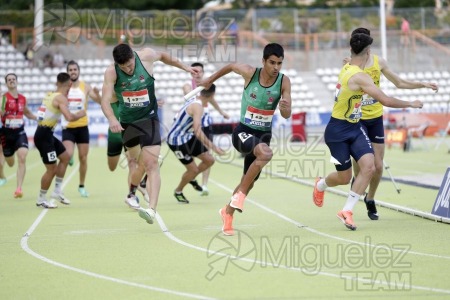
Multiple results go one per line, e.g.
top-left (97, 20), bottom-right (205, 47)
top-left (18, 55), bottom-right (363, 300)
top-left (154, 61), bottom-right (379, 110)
top-left (62, 126), bottom-right (90, 144)
top-left (121, 118), bottom-right (161, 149)
top-left (167, 136), bottom-right (208, 165)
top-left (232, 123), bottom-right (272, 181)
top-left (0, 126), bottom-right (29, 157)
top-left (360, 116), bottom-right (385, 144)
top-left (324, 117), bottom-right (374, 171)
top-left (34, 126), bottom-right (66, 164)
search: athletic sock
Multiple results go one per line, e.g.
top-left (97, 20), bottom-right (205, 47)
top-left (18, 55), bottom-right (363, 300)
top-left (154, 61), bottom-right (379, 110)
top-left (39, 189), bottom-right (47, 199)
top-left (343, 191), bottom-right (360, 211)
top-left (317, 178), bottom-right (328, 192)
top-left (54, 177), bottom-right (63, 194)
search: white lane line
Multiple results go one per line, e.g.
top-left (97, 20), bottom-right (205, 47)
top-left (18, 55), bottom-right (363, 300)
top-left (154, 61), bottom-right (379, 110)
top-left (20, 163), bottom-right (216, 300)
top-left (210, 179), bottom-right (450, 261)
top-left (263, 166), bottom-right (450, 223)
top-left (154, 207), bottom-right (450, 295)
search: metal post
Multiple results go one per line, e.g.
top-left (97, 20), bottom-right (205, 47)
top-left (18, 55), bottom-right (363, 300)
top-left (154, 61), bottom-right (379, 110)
top-left (383, 160), bottom-right (401, 194)
top-left (34, 0), bottom-right (44, 50)
top-left (380, 0), bottom-right (388, 60)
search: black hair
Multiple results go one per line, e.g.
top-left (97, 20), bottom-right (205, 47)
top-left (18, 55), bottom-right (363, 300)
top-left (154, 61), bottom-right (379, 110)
top-left (4, 73), bottom-right (17, 83)
top-left (66, 60), bottom-right (80, 72)
top-left (350, 33), bottom-right (373, 55)
top-left (351, 27), bottom-right (371, 36)
top-left (201, 84), bottom-right (216, 97)
top-left (191, 62), bottom-right (204, 69)
top-left (57, 72), bottom-right (71, 84)
top-left (112, 43), bottom-right (134, 65)
top-left (263, 43), bottom-right (284, 60)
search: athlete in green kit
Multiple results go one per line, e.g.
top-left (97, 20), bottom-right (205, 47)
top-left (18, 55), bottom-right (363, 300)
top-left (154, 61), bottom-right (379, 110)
top-left (101, 43), bottom-right (198, 225)
top-left (200, 43), bottom-right (292, 236)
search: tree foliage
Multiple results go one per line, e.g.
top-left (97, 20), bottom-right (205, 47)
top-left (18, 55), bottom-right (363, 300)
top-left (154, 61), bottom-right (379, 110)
top-left (0, 0), bottom-right (204, 10)
top-left (311, 0), bottom-right (438, 8)
top-left (1, 0), bottom-right (444, 10)
top-left (393, 0), bottom-right (435, 8)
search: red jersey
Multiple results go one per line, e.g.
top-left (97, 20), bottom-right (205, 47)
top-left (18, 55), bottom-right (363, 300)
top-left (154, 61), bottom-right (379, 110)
top-left (1, 92), bottom-right (27, 129)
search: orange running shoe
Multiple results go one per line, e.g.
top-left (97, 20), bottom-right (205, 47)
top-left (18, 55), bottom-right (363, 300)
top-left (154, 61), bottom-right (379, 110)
top-left (219, 206), bottom-right (234, 236)
top-left (230, 191), bottom-right (246, 213)
top-left (313, 177), bottom-right (325, 207)
top-left (337, 210), bottom-right (357, 231)
top-left (14, 188), bottom-right (23, 198)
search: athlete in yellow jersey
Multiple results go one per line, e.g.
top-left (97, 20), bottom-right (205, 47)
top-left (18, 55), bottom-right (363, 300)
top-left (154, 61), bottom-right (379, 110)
top-left (312, 33), bottom-right (423, 231)
top-left (62, 60), bottom-right (101, 198)
top-left (34, 73), bottom-right (86, 208)
top-left (344, 28), bottom-right (439, 220)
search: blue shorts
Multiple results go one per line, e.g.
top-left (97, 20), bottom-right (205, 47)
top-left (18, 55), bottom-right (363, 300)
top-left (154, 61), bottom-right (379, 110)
top-left (360, 116), bottom-right (385, 144)
top-left (324, 117), bottom-right (374, 171)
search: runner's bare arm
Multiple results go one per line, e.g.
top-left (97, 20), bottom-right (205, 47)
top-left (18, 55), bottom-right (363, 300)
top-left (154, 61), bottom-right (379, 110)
top-left (101, 66), bottom-right (123, 133)
top-left (207, 95), bottom-right (230, 119)
top-left (189, 103), bottom-right (225, 155)
top-left (56, 94), bottom-right (86, 122)
top-left (87, 82), bottom-right (101, 104)
top-left (279, 75), bottom-right (292, 119)
top-left (200, 63), bottom-right (255, 89)
top-left (23, 104), bottom-right (37, 121)
top-left (355, 73), bottom-right (423, 109)
top-left (182, 83), bottom-right (192, 95)
top-left (380, 58), bottom-right (439, 92)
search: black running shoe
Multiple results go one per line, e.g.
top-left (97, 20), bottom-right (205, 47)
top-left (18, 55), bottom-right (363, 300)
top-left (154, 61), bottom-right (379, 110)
top-left (174, 192), bottom-right (189, 204)
top-left (364, 195), bottom-right (379, 220)
top-left (189, 180), bottom-right (203, 192)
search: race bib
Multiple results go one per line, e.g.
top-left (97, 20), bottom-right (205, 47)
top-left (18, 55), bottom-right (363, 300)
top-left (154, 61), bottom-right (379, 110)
top-left (37, 105), bottom-right (46, 121)
top-left (122, 89), bottom-right (150, 108)
top-left (47, 151), bottom-right (57, 162)
top-left (244, 106), bottom-right (274, 128)
top-left (361, 94), bottom-right (377, 106)
top-left (237, 132), bottom-right (253, 143)
top-left (347, 102), bottom-right (362, 122)
top-left (4, 116), bottom-right (24, 128)
top-left (67, 98), bottom-right (83, 112)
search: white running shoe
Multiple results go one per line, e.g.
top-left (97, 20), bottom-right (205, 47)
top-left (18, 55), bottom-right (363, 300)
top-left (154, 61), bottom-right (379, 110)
top-left (200, 185), bottom-right (209, 196)
top-left (137, 186), bottom-right (150, 204)
top-left (138, 207), bottom-right (155, 224)
top-left (36, 198), bottom-right (58, 209)
top-left (78, 187), bottom-right (89, 198)
top-left (125, 195), bottom-right (140, 210)
top-left (51, 192), bottom-right (71, 205)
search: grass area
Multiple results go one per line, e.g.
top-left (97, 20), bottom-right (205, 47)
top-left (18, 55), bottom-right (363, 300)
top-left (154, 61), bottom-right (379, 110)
top-left (0, 138), bottom-right (449, 299)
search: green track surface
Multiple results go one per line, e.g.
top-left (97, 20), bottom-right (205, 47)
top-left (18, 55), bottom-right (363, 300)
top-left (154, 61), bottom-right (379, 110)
top-left (0, 139), bottom-right (449, 299)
